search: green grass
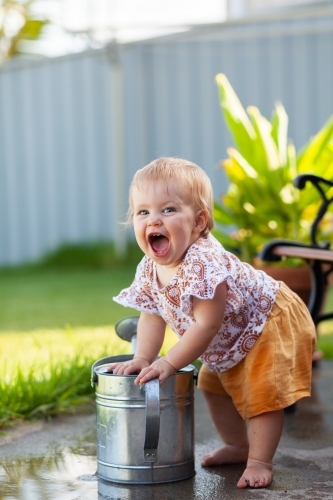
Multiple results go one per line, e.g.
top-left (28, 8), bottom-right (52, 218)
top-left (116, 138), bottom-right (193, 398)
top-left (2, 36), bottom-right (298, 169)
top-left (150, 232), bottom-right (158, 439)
top-left (0, 268), bottom-right (136, 331)
top-left (0, 242), bottom-right (178, 427)
top-left (0, 330), bottom-right (130, 427)
top-left (317, 333), bottom-right (333, 358)
top-left (0, 326), bottom-right (178, 428)
top-left (0, 240), bottom-right (144, 330)
top-left (317, 286), bottom-right (333, 357)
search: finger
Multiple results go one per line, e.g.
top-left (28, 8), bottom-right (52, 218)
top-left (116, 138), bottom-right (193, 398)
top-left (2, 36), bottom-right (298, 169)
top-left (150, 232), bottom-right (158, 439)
top-left (133, 365), bottom-right (160, 384)
top-left (134, 371), bottom-right (149, 385)
top-left (113, 364), bottom-right (131, 375)
top-left (134, 366), bottom-right (151, 380)
top-left (137, 370), bottom-right (159, 384)
top-left (123, 365), bottom-right (139, 375)
top-left (107, 362), bottom-right (129, 372)
top-left (111, 365), bottom-right (122, 374)
top-left (106, 363), bottom-right (119, 372)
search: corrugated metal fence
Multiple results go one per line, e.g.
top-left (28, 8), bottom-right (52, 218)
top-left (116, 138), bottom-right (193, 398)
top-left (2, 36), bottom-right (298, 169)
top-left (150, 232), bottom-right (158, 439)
top-left (1, 10), bottom-right (333, 265)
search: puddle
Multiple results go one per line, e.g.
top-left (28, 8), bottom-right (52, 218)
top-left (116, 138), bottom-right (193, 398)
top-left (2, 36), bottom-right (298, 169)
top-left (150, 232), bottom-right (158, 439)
top-left (0, 415), bottom-right (99, 500)
top-left (0, 447), bottom-right (98, 500)
top-left (0, 429), bottom-right (233, 500)
top-left (0, 443), bottom-right (227, 500)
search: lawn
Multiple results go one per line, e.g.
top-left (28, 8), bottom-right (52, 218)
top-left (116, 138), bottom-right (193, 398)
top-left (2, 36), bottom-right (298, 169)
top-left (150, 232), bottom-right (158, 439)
top-left (0, 267), bottom-right (179, 373)
top-left (0, 257), bottom-right (179, 427)
top-left (0, 267), bottom-right (135, 330)
top-left (316, 284), bottom-right (333, 358)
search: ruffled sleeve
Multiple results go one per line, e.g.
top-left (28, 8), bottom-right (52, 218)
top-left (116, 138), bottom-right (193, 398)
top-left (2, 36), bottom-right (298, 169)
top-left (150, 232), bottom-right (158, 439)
top-left (178, 235), bottom-right (244, 317)
top-left (113, 257), bottom-right (160, 315)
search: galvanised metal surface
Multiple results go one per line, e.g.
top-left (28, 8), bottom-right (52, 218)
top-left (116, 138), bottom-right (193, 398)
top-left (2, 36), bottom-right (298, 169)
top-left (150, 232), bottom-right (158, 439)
top-left (93, 355), bottom-right (196, 484)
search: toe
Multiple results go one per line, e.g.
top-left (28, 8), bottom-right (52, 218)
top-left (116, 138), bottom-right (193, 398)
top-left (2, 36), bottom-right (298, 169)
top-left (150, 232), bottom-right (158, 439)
top-left (201, 454), bottom-right (212, 467)
top-left (253, 476), bottom-right (261, 487)
top-left (259, 477), bottom-right (267, 487)
top-left (237, 476), bottom-right (249, 489)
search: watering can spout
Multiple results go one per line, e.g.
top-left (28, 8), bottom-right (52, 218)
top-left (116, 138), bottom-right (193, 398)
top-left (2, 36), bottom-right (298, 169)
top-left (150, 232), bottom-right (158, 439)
top-left (115, 316), bottom-right (139, 353)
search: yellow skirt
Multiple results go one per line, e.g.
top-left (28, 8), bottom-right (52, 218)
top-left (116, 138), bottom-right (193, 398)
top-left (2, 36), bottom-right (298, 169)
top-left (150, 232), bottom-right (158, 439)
top-left (197, 281), bottom-right (316, 419)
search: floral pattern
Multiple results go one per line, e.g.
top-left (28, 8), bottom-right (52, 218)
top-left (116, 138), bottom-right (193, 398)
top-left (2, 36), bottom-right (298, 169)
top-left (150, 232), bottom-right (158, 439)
top-left (113, 234), bottom-right (279, 372)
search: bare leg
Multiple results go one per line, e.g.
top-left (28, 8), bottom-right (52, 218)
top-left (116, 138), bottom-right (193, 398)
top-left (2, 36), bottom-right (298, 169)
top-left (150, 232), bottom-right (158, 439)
top-left (201, 391), bottom-right (249, 466)
top-left (237, 409), bottom-right (284, 489)
top-left (201, 390), bottom-right (284, 489)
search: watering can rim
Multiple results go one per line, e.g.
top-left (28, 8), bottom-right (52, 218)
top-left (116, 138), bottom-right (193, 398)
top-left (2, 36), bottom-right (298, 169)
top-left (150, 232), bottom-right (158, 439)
top-left (91, 355), bottom-right (198, 388)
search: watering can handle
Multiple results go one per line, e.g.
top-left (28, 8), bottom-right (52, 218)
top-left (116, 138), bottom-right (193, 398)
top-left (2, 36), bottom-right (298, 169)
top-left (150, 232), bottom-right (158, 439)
top-left (144, 378), bottom-right (160, 463)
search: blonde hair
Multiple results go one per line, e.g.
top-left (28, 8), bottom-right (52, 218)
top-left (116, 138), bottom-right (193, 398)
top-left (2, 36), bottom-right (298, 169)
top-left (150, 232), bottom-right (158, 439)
top-left (127, 157), bottom-right (214, 236)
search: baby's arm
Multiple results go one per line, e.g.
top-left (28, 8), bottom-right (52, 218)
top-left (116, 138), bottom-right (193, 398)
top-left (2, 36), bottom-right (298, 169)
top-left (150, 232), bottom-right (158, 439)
top-left (108, 312), bottom-right (166, 375)
top-left (136, 281), bottom-right (228, 385)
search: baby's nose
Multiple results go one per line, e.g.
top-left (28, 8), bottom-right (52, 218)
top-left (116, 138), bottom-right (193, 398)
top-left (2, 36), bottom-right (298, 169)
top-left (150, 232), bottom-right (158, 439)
top-left (147, 215), bottom-right (162, 226)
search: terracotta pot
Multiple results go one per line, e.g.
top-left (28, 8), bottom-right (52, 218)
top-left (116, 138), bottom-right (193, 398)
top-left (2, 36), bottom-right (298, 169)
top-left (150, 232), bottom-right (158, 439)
top-left (254, 263), bottom-right (311, 305)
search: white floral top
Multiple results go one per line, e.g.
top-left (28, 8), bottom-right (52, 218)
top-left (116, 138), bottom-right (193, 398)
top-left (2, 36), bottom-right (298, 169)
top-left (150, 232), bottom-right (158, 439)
top-left (113, 234), bottom-right (280, 372)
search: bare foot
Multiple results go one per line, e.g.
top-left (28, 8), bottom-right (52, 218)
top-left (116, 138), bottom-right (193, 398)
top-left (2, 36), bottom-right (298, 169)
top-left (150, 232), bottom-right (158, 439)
top-left (201, 444), bottom-right (248, 467)
top-left (237, 458), bottom-right (273, 489)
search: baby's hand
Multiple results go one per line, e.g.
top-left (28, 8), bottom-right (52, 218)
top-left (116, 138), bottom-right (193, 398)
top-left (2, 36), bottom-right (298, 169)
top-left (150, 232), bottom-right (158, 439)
top-left (135, 358), bottom-right (176, 386)
top-left (106, 357), bottom-right (150, 375)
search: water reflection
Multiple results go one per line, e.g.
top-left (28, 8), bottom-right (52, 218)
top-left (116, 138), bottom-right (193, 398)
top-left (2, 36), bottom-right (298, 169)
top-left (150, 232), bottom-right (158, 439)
top-left (0, 448), bottom-right (98, 500)
top-left (0, 443), bottom-right (229, 500)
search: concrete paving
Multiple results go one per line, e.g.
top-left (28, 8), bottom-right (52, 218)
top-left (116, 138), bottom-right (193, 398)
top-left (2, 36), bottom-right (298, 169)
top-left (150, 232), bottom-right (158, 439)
top-left (1, 361), bottom-right (333, 500)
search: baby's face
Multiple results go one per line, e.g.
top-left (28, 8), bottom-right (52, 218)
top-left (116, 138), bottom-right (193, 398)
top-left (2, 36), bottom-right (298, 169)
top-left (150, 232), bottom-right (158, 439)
top-left (131, 180), bottom-right (204, 269)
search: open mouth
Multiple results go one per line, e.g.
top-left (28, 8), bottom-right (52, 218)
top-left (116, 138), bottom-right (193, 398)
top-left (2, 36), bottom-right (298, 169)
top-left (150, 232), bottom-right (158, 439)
top-left (148, 234), bottom-right (170, 256)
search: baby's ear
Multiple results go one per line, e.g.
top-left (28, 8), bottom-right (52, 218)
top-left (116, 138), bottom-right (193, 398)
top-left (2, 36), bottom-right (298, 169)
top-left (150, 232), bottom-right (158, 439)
top-left (194, 209), bottom-right (208, 233)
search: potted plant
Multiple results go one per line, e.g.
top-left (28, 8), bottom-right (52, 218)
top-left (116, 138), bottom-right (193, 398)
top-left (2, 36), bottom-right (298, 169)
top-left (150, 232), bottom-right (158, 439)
top-left (213, 73), bottom-right (333, 301)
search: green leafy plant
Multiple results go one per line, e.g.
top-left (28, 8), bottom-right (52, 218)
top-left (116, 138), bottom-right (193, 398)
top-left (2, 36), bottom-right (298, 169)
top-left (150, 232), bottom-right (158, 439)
top-left (213, 73), bottom-right (333, 263)
top-left (0, 0), bottom-right (48, 63)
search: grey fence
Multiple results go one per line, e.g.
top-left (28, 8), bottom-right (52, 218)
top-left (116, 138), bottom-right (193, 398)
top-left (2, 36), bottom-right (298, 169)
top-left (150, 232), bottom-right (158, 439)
top-left (1, 9), bottom-right (333, 266)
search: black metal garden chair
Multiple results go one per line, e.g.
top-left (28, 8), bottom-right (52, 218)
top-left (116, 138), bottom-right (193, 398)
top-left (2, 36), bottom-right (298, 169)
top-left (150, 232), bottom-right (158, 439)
top-left (259, 174), bottom-right (333, 329)
top-left (259, 174), bottom-right (333, 413)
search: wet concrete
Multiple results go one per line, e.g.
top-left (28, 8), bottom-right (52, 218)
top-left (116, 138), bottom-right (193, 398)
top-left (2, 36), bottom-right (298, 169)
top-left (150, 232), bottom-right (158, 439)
top-left (1, 361), bottom-right (333, 500)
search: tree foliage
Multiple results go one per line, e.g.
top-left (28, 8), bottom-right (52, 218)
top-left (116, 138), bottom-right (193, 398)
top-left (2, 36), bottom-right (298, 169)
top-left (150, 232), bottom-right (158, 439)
top-left (0, 0), bottom-right (48, 62)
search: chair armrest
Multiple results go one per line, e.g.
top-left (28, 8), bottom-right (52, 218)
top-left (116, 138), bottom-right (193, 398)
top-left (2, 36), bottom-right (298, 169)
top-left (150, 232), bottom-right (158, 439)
top-left (258, 239), bottom-right (316, 262)
top-left (270, 245), bottom-right (333, 263)
top-left (259, 239), bottom-right (333, 263)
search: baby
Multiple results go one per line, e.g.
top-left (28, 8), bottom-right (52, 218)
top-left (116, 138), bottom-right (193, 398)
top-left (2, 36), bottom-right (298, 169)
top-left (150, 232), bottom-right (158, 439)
top-left (111, 157), bottom-right (316, 489)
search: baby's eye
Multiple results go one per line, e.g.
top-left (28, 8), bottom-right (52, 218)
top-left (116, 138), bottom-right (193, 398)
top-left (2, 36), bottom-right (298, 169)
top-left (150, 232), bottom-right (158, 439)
top-left (163, 207), bottom-right (175, 213)
top-left (138, 209), bottom-right (149, 215)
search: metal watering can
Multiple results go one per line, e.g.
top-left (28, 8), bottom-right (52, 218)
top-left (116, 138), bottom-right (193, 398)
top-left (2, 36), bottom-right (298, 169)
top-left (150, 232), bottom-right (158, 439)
top-left (91, 316), bottom-right (197, 484)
